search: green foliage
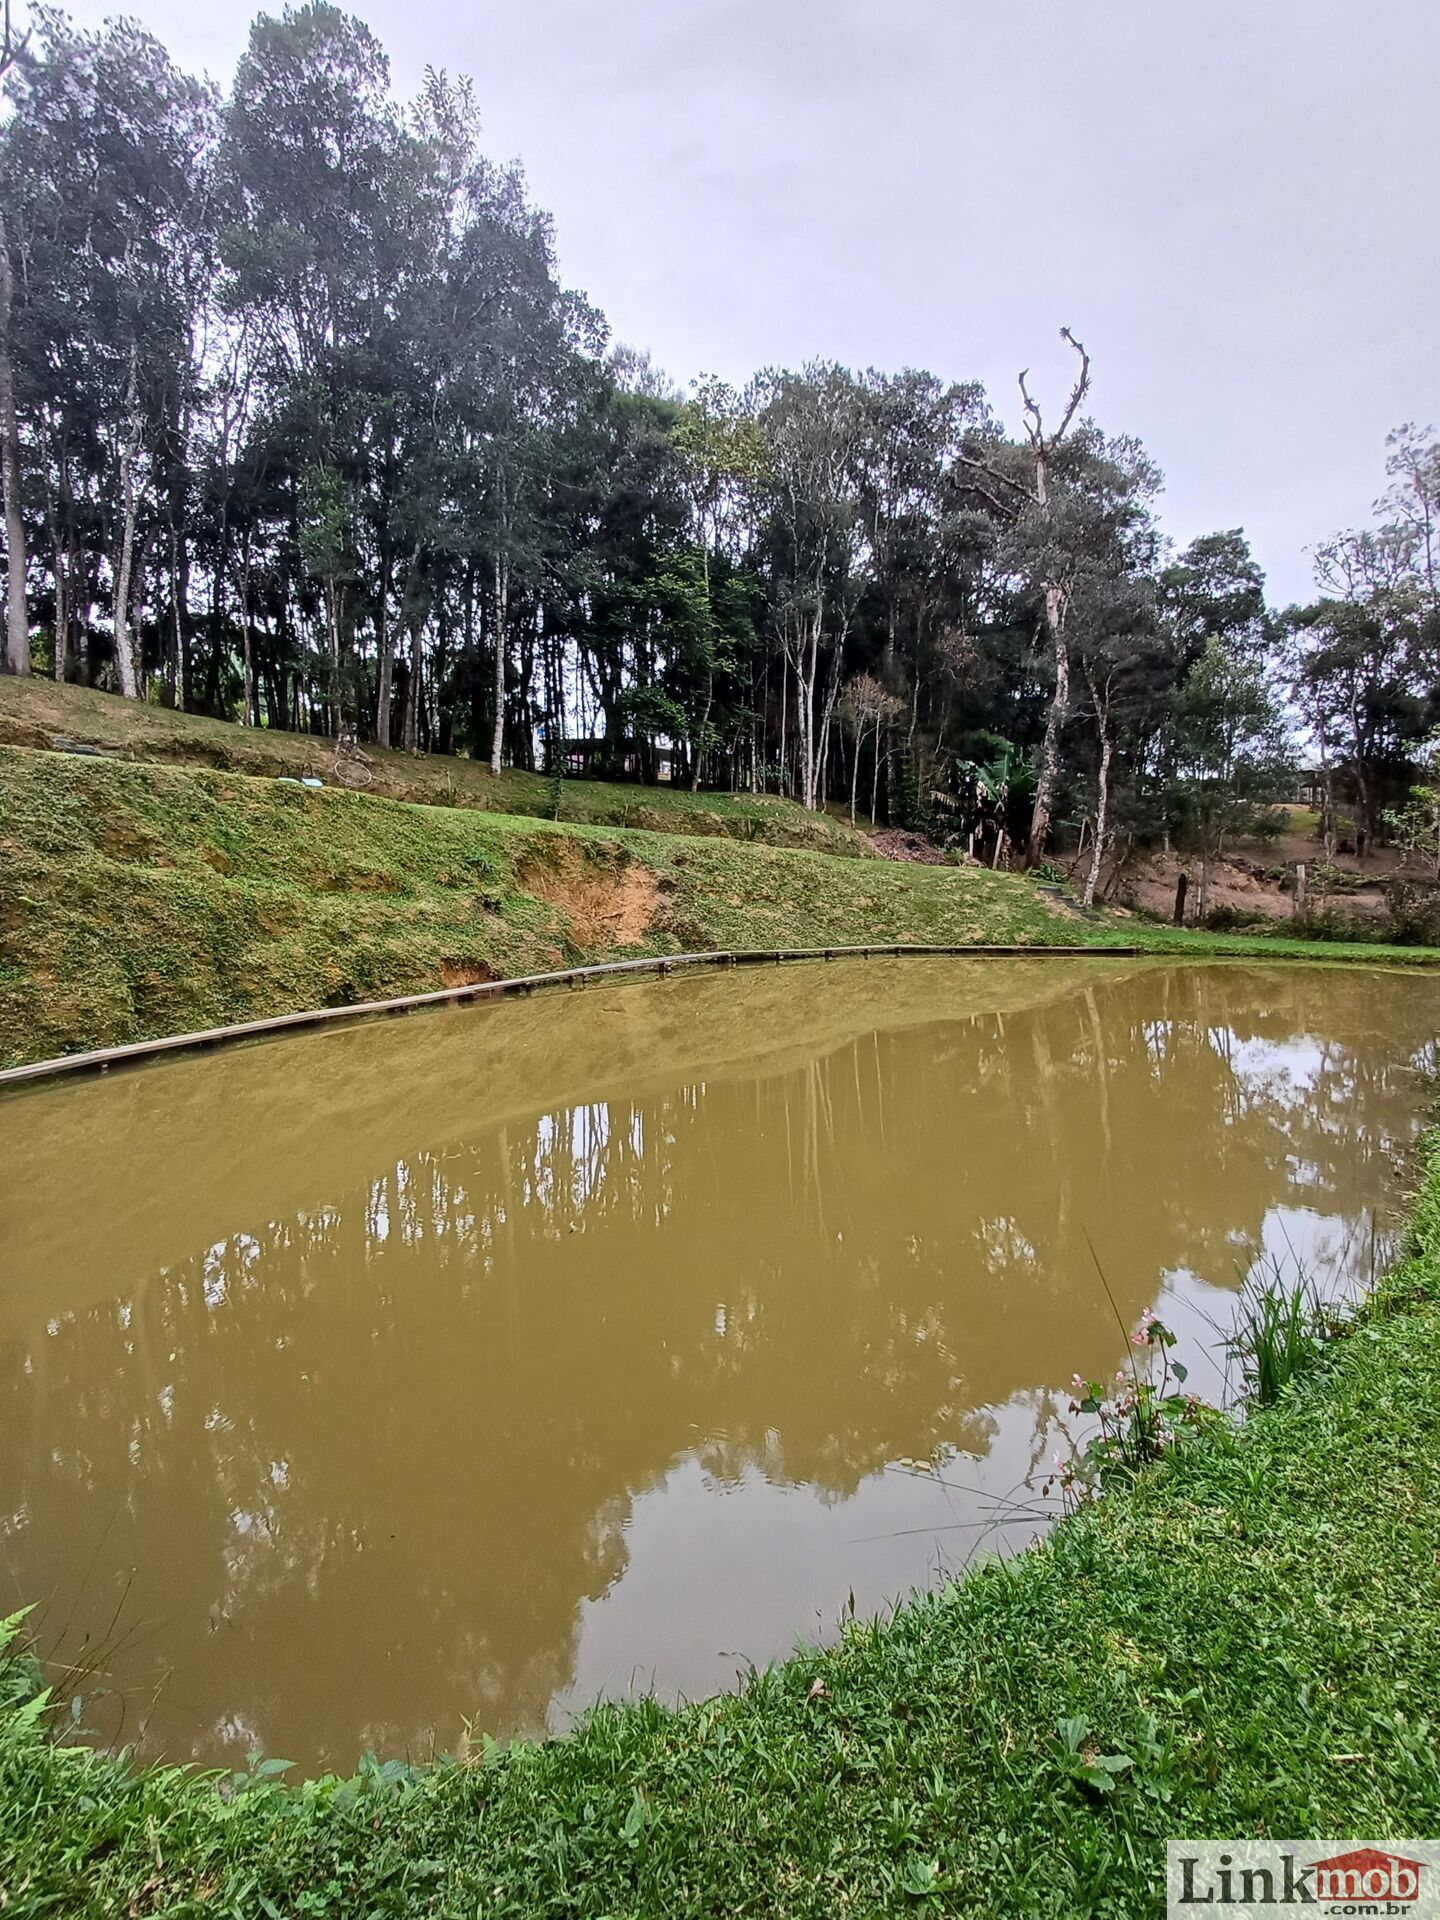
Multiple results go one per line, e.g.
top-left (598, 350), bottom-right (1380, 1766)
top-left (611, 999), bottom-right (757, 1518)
top-left (1160, 528), bottom-right (1272, 665)
top-left (1228, 1265), bottom-right (1332, 1408)
top-left (296, 467), bottom-right (359, 591)
top-left (1382, 879), bottom-right (1440, 947)
top-left (3, 0), bottom-right (1438, 863)
top-left (1168, 639), bottom-right (1292, 849)
top-left (1384, 737), bottom-right (1440, 880)
top-left (0, 1611), bottom-right (43, 1715)
top-left (542, 751), bottom-right (565, 822)
top-left (1047, 1312), bottom-right (1214, 1501)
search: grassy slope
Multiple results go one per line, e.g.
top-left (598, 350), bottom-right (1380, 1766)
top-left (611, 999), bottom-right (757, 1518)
top-left (0, 745), bottom-right (1073, 1068)
top-left (3, 744), bottom-right (1435, 1070)
top-left (5, 1162), bottom-right (1440, 1916)
top-left (0, 676), bottom-right (869, 855)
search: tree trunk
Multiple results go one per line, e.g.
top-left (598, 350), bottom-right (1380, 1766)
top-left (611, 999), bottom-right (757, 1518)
top-left (1026, 583), bottom-right (1069, 864)
top-left (814, 612), bottom-right (848, 813)
top-left (375, 543), bottom-right (405, 750)
top-left (1081, 669), bottom-right (1112, 909)
top-left (489, 550), bottom-right (508, 776)
top-left (0, 206), bottom-right (29, 675)
top-left (689, 676), bottom-right (712, 792)
top-left (375, 594), bottom-right (393, 748)
top-left (52, 546), bottom-right (67, 684)
top-left (402, 618), bottom-right (421, 753)
top-left (167, 526), bottom-right (186, 711)
top-left (778, 647), bottom-right (788, 796)
top-left (239, 531), bottom-right (256, 726)
top-left (796, 612), bottom-right (820, 811)
top-left (112, 344), bottom-right (142, 699)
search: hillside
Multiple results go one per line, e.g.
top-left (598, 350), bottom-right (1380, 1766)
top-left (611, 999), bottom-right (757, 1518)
top-left (0, 744), bottom-right (1119, 1069)
top-left (0, 679), bottom-right (871, 857)
top-left (3, 692), bottom-right (1435, 1071)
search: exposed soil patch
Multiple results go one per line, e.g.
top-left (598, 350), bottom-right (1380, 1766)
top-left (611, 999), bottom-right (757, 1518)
top-left (314, 866), bottom-right (403, 894)
top-left (254, 897), bottom-right (302, 937)
top-left (439, 958), bottom-right (496, 988)
top-left (0, 719), bottom-right (56, 753)
top-left (868, 829), bottom-right (950, 866)
top-left (1089, 807), bottom-right (1440, 927)
top-left (515, 841), bottom-right (660, 949)
top-left (1115, 849), bottom-right (1388, 924)
top-left (97, 823), bottom-right (157, 863)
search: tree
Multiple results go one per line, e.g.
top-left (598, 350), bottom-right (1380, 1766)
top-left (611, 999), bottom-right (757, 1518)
top-left (1383, 735), bottom-right (1440, 881)
top-left (673, 376), bottom-right (764, 788)
top-left (956, 328), bottom-right (1096, 865)
top-left (838, 671), bottom-right (900, 825)
top-left (1169, 639), bottom-right (1291, 919)
top-left (0, 0), bottom-right (27, 675)
top-left (2, 8), bottom-right (213, 695)
top-left (1378, 423), bottom-right (1440, 608)
top-left (11, 0), bottom-right (1393, 874)
top-left (1288, 528), bottom-right (1431, 858)
top-left (1160, 529), bottom-right (1270, 665)
top-left (0, 0), bottom-right (28, 676)
top-left (757, 364), bottom-right (864, 810)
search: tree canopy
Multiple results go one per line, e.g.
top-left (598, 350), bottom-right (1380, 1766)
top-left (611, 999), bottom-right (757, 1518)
top-left (1, 3), bottom-right (1437, 878)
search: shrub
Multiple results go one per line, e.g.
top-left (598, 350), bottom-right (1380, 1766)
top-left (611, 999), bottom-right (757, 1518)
top-left (1383, 879), bottom-right (1440, 947)
top-left (1201, 905), bottom-right (1275, 934)
top-left (1046, 1311), bottom-right (1213, 1503)
top-left (1228, 1264), bottom-right (1332, 1407)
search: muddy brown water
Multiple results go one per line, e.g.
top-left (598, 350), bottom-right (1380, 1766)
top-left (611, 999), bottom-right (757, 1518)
top-left (1, 958), bottom-right (1435, 1773)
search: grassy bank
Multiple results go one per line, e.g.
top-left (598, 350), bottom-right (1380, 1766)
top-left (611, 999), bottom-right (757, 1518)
top-left (0, 676), bottom-right (869, 856)
top-left (3, 744), bottom-right (1435, 1070)
top-left (5, 1152), bottom-right (1440, 1916)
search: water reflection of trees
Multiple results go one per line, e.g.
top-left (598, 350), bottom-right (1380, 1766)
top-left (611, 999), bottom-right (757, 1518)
top-left (1, 963), bottom-right (1432, 1770)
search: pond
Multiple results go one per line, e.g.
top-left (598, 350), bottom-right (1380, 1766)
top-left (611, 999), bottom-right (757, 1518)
top-left (1, 957), bottom-right (1435, 1773)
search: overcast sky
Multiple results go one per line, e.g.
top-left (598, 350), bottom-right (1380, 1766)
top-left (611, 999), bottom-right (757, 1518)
top-left (43, 0), bottom-right (1440, 602)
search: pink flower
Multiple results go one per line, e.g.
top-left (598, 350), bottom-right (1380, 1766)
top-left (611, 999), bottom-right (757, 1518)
top-left (1129, 1331), bottom-right (1145, 1347)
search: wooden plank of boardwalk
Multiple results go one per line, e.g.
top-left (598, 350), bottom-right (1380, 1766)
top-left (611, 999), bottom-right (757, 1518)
top-left (0, 944), bottom-right (1144, 1090)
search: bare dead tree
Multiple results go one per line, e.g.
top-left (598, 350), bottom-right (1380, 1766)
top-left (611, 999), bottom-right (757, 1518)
top-left (954, 327), bottom-right (1092, 865)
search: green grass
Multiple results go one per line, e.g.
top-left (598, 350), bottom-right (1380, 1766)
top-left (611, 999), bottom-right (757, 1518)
top-left (0, 676), bottom-right (870, 856)
top-left (2, 743), bottom-right (1436, 1070)
top-left (1228, 1265), bottom-right (1331, 1408)
top-left (0, 745), bottom-right (1066, 1067)
top-left (6, 1149), bottom-right (1440, 1916)
top-left (0, 737), bottom-right (1436, 1067)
